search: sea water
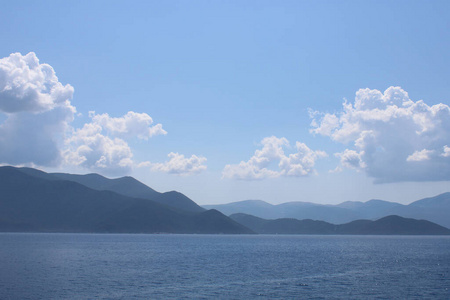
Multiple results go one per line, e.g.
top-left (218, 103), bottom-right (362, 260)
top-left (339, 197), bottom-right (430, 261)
top-left (0, 233), bottom-right (449, 299)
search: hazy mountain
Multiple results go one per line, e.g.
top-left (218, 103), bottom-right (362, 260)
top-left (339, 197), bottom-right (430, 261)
top-left (230, 213), bottom-right (336, 234)
top-left (0, 166), bottom-right (251, 234)
top-left (344, 194), bottom-right (450, 228)
top-left (204, 200), bottom-right (359, 224)
top-left (206, 193), bottom-right (450, 228)
top-left (230, 213), bottom-right (450, 235)
top-left (204, 200), bottom-right (276, 219)
top-left (337, 199), bottom-right (403, 219)
top-left (337, 215), bottom-right (450, 235)
top-left (18, 167), bottom-right (204, 213)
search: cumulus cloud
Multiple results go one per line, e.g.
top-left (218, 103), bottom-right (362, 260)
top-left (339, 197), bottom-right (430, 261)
top-left (63, 122), bottom-right (134, 175)
top-left (0, 52), bottom-right (74, 113)
top-left (310, 86), bottom-right (450, 182)
top-left (149, 152), bottom-right (207, 175)
top-left (63, 111), bottom-right (168, 175)
top-left (0, 52), bottom-right (75, 166)
top-left (90, 111), bottom-right (166, 139)
top-left (406, 149), bottom-right (434, 162)
top-left (222, 136), bottom-right (327, 180)
top-left (334, 149), bottom-right (365, 170)
top-left (0, 52), bottom-right (193, 176)
top-left (442, 145), bottom-right (450, 157)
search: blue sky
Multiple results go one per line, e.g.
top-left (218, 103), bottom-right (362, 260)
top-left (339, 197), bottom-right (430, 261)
top-left (1, 1), bottom-right (450, 204)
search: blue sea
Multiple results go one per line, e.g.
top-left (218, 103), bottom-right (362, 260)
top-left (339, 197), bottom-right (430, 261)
top-left (0, 234), bottom-right (449, 299)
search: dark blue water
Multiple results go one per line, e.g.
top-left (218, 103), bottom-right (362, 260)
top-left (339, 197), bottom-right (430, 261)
top-left (0, 234), bottom-right (449, 299)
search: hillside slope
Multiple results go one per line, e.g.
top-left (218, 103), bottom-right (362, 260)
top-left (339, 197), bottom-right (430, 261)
top-left (0, 166), bottom-right (251, 234)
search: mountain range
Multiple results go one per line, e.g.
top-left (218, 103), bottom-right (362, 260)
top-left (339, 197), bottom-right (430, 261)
top-left (17, 167), bottom-right (204, 213)
top-left (204, 193), bottom-right (450, 228)
top-left (0, 166), bottom-right (448, 235)
top-left (0, 166), bottom-right (251, 234)
top-left (230, 214), bottom-right (450, 235)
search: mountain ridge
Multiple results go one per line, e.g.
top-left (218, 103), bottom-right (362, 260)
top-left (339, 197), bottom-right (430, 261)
top-left (0, 166), bottom-right (251, 234)
top-left (230, 213), bottom-right (450, 235)
top-left (205, 193), bottom-right (450, 228)
top-left (18, 167), bottom-right (204, 213)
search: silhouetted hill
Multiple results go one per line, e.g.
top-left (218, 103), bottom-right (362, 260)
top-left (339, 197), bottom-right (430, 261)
top-left (207, 193), bottom-right (450, 228)
top-left (0, 166), bottom-right (250, 234)
top-left (18, 167), bottom-right (204, 213)
top-left (338, 215), bottom-right (450, 235)
top-left (230, 213), bottom-right (450, 235)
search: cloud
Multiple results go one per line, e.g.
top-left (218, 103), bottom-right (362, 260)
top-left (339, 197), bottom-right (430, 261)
top-left (0, 52), bottom-right (74, 113)
top-left (406, 149), bottom-right (433, 162)
top-left (0, 52), bottom-right (75, 167)
top-left (335, 149), bottom-right (365, 170)
top-left (63, 111), bottom-right (168, 175)
top-left (310, 86), bottom-right (450, 182)
top-left (63, 122), bottom-right (134, 175)
top-left (442, 145), bottom-right (450, 157)
top-left (89, 111), bottom-right (166, 139)
top-left (149, 152), bottom-right (207, 175)
top-left (0, 52), bottom-right (190, 176)
top-left (222, 136), bottom-right (326, 180)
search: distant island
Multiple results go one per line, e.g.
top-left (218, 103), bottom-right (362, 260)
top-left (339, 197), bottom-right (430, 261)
top-left (0, 166), bottom-right (449, 235)
top-left (230, 214), bottom-right (450, 235)
top-left (204, 193), bottom-right (450, 229)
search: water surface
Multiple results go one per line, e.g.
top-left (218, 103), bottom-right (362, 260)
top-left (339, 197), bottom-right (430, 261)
top-left (1, 234), bottom-right (449, 299)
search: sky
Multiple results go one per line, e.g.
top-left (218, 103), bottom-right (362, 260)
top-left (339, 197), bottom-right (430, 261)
top-left (1, 0), bottom-right (450, 205)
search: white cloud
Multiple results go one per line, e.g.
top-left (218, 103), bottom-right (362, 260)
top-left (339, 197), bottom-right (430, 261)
top-left (309, 111), bottom-right (339, 136)
top-left (0, 52), bottom-right (74, 113)
top-left (310, 86), bottom-right (450, 182)
top-left (63, 111), bottom-right (169, 175)
top-left (0, 52), bottom-right (75, 167)
top-left (279, 142), bottom-right (327, 176)
top-left (90, 111), bottom-right (166, 139)
top-left (442, 145), bottom-right (450, 157)
top-left (63, 123), bottom-right (134, 175)
top-left (406, 149), bottom-right (434, 162)
top-left (335, 149), bottom-right (365, 170)
top-left (0, 52), bottom-right (180, 176)
top-left (222, 136), bottom-right (326, 180)
top-left (150, 152), bottom-right (207, 175)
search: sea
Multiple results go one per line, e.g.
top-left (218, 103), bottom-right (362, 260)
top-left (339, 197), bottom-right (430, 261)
top-left (0, 233), bottom-right (449, 299)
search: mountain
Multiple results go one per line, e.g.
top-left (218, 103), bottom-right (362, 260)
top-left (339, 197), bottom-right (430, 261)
top-left (230, 213), bottom-right (336, 234)
top-left (337, 215), bottom-right (450, 235)
top-left (230, 213), bottom-right (450, 235)
top-left (18, 167), bottom-right (205, 213)
top-left (0, 166), bottom-right (252, 234)
top-left (409, 192), bottom-right (450, 208)
top-left (204, 200), bottom-right (359, 224)
top-left (337, 199), bottom-right (403, 219)
top-left (345, 194), bottom-right (450, 228)
top-left (206, 193), bottom-right (450, 228)
top-left (204, 200), bottom-right (276, 219)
